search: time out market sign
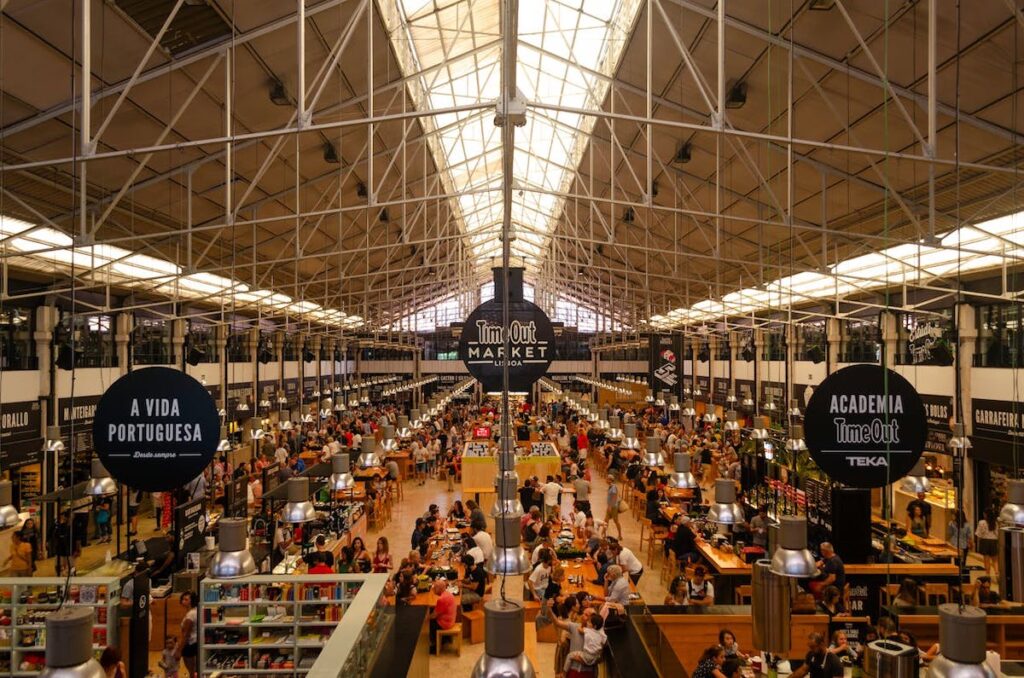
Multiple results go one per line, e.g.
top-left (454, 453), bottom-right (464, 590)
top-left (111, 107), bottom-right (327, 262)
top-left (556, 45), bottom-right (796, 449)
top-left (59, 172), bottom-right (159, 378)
top-left (804, 365), bottom-right (927, 488)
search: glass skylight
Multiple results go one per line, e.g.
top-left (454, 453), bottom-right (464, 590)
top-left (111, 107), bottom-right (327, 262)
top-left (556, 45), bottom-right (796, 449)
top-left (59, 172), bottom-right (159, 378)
top-left (382, 0), bottom-right (642, 266)
top-left (649, 209), bottom-right (1024, 329)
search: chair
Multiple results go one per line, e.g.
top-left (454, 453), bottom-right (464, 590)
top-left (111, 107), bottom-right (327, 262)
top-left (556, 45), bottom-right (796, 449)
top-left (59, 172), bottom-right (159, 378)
top-left (435, 624), bottom-right (463, 656)
top-left (953, 583), bottom-right (976, 604)
top-left (924, 583), bottom-right (949, 606)
top-left (661, 551), bottom-right (678, 584)
top-left (736, 585), bottom-right (752, 605)
top-left (880, 583), bottom-right (901, 609)
top-left (638, 518), bottom-right (652, 552)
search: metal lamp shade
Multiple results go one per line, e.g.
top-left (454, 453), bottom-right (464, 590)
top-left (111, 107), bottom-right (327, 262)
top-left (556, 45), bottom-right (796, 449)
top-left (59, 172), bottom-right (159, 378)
top-left (380, 425), bottom-right (399, 452)
top-left (301, 413), bottom-right (314, 423)
top-left (726, 390), bottom-right (737, 405)
top-left (470, 600), bottom-right (537, 678)
top-left (787, 399), bottom-right (802, 418)
top-left (642, 436), bottom-right (664, 467)
top-left (769, 515), bottom-right (818, 578)
top-left (236, 402), bottom-right (250, 413)
top-left (948, 422), bottom-right (972, 453)
top-left (902, 458), bottom-right (932, 494)
top-left (409, 409), bottom-right (422, 428)
top-left (596, 409), bottom-right (610, 430)
top-left (927, 607), bottom-right (996, 678)
top-left (669, 396), bottom-right (680, 411)
top-left (1000, 479), bottom-right (1024, 527)
top-left (39, 608), bottom-right (105, 678)
top-left (707, 478), bottom-right (744, 525)
top-left (750, 416), bottom-right (770, 439)
top-left (724, 410), bottom-right (740, 431)
top-left (785, 424), bottom-right (808, 452)
top-left (329, 453), bottom-right (355, 491)
top-left (395, 415), bottom-right (412, 439)
top-left (491, 473), bottom-right (524, 518)
top-left (680, 399), bottom-right (696, 417)
top-left (84, 459), bottom-right (117, 497)
top-left (644, 391), bottom-right (654, 403)
top-left (621, 423), bottom-right (640, 450)
top-left (606, 415), bottom-right (623, 441)
top-left (703, 409), bottom-right (718, 423)
top-left (319, 408), bottom-right (332, 419)
top-left (209, 518), bottom-right (257, 579)
top-left (280, 420), bottom-right (293, 431)
top-left (250, 427), bottom-right (266, 441)
top-left (486, 515), bottom-right (531, 575)
top-left (0, 481), bottom-right (18, 528)
top-left (281, 477), bottom-right (315, 523)
top-left (668, 453), bottom-right (697, 489)
top-left (357, 438), bottom-right (382, 468)
top-left (46, 425), bottom-right (64, 453)
top-left (216, 425), bottom-right (232, 452)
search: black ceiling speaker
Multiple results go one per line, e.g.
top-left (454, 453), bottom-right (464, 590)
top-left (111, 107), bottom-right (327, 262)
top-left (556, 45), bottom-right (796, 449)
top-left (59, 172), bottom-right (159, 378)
top-left (725, 81), bottom-right (747, 109)
top-left (807, 345), bottom-right (825, 364)
top-left (650, 181), bottom-right (659, 198)
top-left (303, 349), bottom-right (315, 363)
top-left (323, 143), bottom-right (340, 164)
top-left (741, 345), bottom-right (755, 362)
top-left (55, 343), bottom-right (82, 371)
top-left (698, 345), bottom-right (710, 362)
top-left (269, 80), bottom-right (289, 106)
top-left (356, 182), bottom-right (368, 199)
top-left (673, 142), bottom-right (692, 164)
top-left (621, 207), bottom-right (635, 224)
top-left (378, 208), bottom-right (390, 223)
top-left (186, 346), bottom-right (206, 366)
top-left (257, 346), bottom-right (273, 364)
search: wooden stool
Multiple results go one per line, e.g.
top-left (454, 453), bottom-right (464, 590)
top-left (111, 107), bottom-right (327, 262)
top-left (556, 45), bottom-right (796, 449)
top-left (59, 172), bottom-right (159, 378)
top-left (436, 624), bottom-right (463, 656)
top-left (638, 518), bottom-right (652, 552)
top-left (462, 610), bottom-right (485, 644)
top-left (661, 551), bottom-right (678, 584)
top-left (924, 583), bottom-right (949, 606)
top-left (736, 585), bottom-right (752, 605)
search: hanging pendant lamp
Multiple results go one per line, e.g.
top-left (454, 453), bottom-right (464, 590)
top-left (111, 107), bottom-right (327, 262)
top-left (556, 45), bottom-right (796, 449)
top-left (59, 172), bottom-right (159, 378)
top-left (281, 477), bottom-right (315, 524)
top-left (208, 518), bottom-right (257, 579)
top-left (38, 608), bottom-right (104, 678)
top-left (769, 515), bottom-right (818, 578)
top-left (707, 478), bottom-right (744, 525)
top-left (668, 452), bottom-right (697, 489)
top-left (84, 458), bottom-right (117, 497)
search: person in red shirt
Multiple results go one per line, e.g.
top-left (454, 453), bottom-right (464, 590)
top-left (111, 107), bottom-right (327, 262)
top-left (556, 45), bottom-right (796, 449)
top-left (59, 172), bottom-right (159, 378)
top-left (429, 578), bottom-right (457, 653)
top-left (307, 552), bottom-right (334, 574)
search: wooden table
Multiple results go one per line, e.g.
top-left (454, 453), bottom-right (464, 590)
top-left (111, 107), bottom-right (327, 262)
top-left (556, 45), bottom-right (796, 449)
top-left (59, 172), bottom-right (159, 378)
top-left (331, 485), bottom-right (368, 501)
top-left (386, 452), bottom-right (412, 480)
top-left (559, 557), bottom-right (639, 601)
top-left (665, 488), bottom-right (694, 502)
top-left (354, 467), bottom-right (389, 480)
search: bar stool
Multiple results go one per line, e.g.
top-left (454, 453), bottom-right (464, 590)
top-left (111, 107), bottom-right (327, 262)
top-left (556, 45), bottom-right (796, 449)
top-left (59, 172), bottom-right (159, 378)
top-left (924, 583), bottom-right (949, 606)
top-left (736, 585), bottom-right (753, 605)
top-left (435, 624), bottom-right (463, 656)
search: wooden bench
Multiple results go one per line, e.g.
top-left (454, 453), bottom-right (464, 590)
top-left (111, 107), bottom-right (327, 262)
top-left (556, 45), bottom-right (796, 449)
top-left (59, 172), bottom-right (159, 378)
top-left (436, 623), bottom-right (463, 656)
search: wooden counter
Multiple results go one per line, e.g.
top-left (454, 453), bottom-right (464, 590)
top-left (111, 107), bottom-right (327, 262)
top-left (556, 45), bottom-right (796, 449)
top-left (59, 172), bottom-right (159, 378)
top-left (893, 487), bottom-right (956, 541)
top-left (386, 452), bottom-right (412, 480)
top-left (651, 608), bottom-right (830, 670)
top-left (461, 456), bottom-right (564, 493)
top-left (697, 539), bottom-right (751, 576)
top-left (893, 607), bottom-right (1024, 659)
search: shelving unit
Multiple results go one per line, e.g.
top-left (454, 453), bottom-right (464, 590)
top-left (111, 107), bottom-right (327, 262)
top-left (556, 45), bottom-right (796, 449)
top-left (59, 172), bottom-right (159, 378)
top-left (0, 576), bottom-right (121, 676)
top-left (199, 575), bottom-right (364, 677)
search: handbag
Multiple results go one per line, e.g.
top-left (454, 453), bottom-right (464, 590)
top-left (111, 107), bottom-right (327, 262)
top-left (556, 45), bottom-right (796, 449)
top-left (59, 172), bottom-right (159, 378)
top-left (617, 499), bottom-right (629, 514)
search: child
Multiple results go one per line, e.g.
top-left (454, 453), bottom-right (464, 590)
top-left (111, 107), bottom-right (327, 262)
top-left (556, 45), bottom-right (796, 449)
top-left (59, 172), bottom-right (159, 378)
top-left (158, 636), bottom-right (179, 677)
top-left (95, 498), bottom-right (112, 543)
top-left (565, 615), bottom-right (606, 669)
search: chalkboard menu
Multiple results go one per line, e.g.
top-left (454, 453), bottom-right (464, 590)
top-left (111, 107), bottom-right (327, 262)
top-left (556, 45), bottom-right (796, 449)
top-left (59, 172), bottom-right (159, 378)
top-left (174, 498), bottom-right (206, 565)
top-left (262, 462), bottom-right (282, 500)
top-left (805, 478), bottom-right (832, 532)
top-left (58, 395), bottom-right (102, 486)
top-left (0, 400), bottom-right (42, 469)
top-left (284, 378), bottom-right (300, 408)
top-left (696, 376), bottom-right (710, 401)
top-left (712, 377), bottom-right (730, 405)
top-left (303, 378), bottom-right (317, 400)
top-left (224, 474), bottom-right (248, 518)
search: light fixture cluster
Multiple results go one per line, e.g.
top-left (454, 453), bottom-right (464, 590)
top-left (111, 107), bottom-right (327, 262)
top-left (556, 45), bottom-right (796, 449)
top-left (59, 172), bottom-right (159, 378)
top-left (382, 376), bottom-right (438, 397)
top-left (537, 377), bottom-right (562, 394)
top-left (577, 375), bottom-right (631, 395)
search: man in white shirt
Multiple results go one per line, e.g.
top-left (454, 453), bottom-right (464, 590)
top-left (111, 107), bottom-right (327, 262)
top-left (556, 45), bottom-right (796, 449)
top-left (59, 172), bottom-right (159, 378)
top-left (612, 542), bottom-right (644, 585)
top-left (274, 444), bottom-right (289, 466)
top-left (351, 431), bottom-right (362, 449)
top-left (541, 475), bottom-right (562, 522)
top-left (472, 527), bottom-right (493, 562)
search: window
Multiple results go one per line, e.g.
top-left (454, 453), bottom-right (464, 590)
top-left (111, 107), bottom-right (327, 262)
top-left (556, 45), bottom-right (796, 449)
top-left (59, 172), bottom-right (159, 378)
top-left (841, 319), bottom-right (880, 363)
top-left (0, 307), bottom-right (35, 370)
top-left (55, 313), bottom-right (116, 368)
top-left (132, 317), bottom-right (172, 365)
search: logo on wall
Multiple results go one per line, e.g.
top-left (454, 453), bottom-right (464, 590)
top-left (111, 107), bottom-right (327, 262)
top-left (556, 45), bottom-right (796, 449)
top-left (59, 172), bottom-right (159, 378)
top-left (92, 367), bottom-right (219, 492)
top-left (654, 350), bottom-right (678, 386)
top-left (804, 365), bottom-right (927, 488)
top-left (458, 268), bottom-right (555, 392)
top-left (649, 335), bottom-right (681, 390)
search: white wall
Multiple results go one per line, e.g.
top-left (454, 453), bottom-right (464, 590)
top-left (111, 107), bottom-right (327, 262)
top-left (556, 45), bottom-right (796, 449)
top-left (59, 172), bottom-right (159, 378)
top-left (733, 361), bottom-right (754, 381)
top-left (186, 362), bottom-right (221, 386)
top-left (791, 361), bottom-right (827, 388)
top-left (893, 365), bottom-right (955, 396)
top-left (226, 363), bottom-right (253, 384)
top-left (0, 371), bottom-right (40, 402)
top-left (712, 362), bottom-right (729, 380)
top-left (359, 360), bottom-right (415, 374)
top-left (55, 367), bottom-right (120, 397)
top-left (596, 360), bottom-right (646, 374)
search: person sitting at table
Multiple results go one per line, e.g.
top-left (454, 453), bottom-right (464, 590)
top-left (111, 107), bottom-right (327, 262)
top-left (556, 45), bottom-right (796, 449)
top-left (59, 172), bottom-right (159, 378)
top-left (428, 578), bottom-right (457, 653)
top-left (531, 527), bottom-right (555, 565)
top-left (471, 524), bottom-right (493, 563)
top-left (460, 554), bottom-right (486, 610)
top-left (817, 585), bottom-right (846, 617)
top-left (411, 518), bottom-right (429, 557)
top-left (405, 550), bottom-right (424, 575)
top-left (664, 575), bottom-right (687, 605)
top-left (307, 552), bottom-right (334, 574)
top-left (546, 564), bottom-right (565, 602)
top-left (448, 500), bottom-right (467, 521)
top-left (395, 569), bottom-right (417, 606)
top-left (875, 617), bottom-right (940, 662)
top-left (522, 507), bottom-right (544, 547)
top-left (691, 645), bottom-right (728, 678)
top-left (645, 489), bottom-right (670, 528)
top-left (594, 564), bottom-right (630, 616)
top-left (893, 578), bottom-right (920, 608)
top-left (720, 659), bottom-right (743, 678)
top-left (788, 632), bottom-right (844, 678)
top-left (828, 630), bottom-right (858, 663)
top-left (685, 566), bottom-right (714, 606)
top-left (719, 629), bottom-right (748, 660)
top-left (667, 514), bottom-right (700, 564)
top-left (529, 548), bottom-right (554, 601)
top-left (973, 576), bottom-right (1002, 607)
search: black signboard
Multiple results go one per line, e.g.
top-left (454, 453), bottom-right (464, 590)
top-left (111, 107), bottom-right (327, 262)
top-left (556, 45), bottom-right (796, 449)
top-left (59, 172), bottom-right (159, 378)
top-left (303, 378), bottom-right (317, 399)
top-left (204, 385), bottom-right (221, 407)
top-left (972, 398), bottom-right (1023, 445)
top-left (649, 334), bottom-right (681, 392)
top-left (128, 571), bottom-right (150, 678)
top-left (905, 314), bottom-right (954, 366)
top-left (712, 377), bottom-right (731, 405)
top-left (224, 474), bottom-right (248, 518)
top-left (257, 380), bottom-right (277, 412)
top-left (735, 379), bottom-right (755, 407)
top-left (58, 394), bottom-right (102, 474)
top-left (804, 365), bottom-right (927, 488)
top-left (92, 367), bottom-right (219, 492)
top-left (283, 378), bottom-right (300, 407)
top-left (682, 375), bottom-right (693, 394)
top-left (226, 382), bottom-right (252, 420)
top-left (921, 394), bottom-right (953, 455)
top-left (0, 400), bottom-right (42, 469)
top-left (696, 376), bottom-right (710, 401)
top-left (759, 380), bottom-right (786, 408)
top-left (173, 497), bottom-right (206, 564)
top-left (458, 268), bottom-right (554, 392)
top-left (262, 462), bottom-right (282, 500)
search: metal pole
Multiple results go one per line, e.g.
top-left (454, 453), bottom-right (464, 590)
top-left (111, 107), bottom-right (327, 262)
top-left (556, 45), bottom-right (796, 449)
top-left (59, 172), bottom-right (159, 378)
top-left (225, 48), bottom-right (233, 223)
top-left (927, 0), bottom-right (937, 239)
top-left (297, 0), bottom-right (308, 127)
top-left (79, 0), bottom-right (90, 239)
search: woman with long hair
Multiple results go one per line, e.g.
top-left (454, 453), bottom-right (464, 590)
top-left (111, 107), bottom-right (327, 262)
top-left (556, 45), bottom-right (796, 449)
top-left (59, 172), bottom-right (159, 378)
top-left (351, 537), bottom-right (372, 573)
top-left (372, 536), bottom-right (392, 573)
top-left (692, 645), bottom-right (727, 678)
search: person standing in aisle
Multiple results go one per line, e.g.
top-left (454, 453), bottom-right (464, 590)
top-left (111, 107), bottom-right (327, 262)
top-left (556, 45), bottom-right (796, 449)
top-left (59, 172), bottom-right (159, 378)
top-left (573, 474), bottom-right (591, 515)
top-left (605, 482), bottom-right (622, 540)
top-left (151, 491), bottom-right (163, 532)
top-left (541, 475), bottom-right (562, 522)
top-left (174, 592), bottom-right (199, 678)
top-left (976, 507), bottom-right (999, 577)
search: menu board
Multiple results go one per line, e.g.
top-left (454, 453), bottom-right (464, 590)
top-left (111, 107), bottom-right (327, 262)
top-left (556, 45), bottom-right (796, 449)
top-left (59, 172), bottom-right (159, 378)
top-left (224, 474), bottom-right (248, 518)
top-left (712, 377), bottom-right (731, 405)
top-left (735, 379), bottom-right (755, 406)
top-left (759, 380), bottom-right (785, 408)
top-left (805, 478), bottom-right (832, 532)
top-left (921, 394), bottom-right (953, 455)
top-left (226, 382), bottom-right (252, 420)
top-left (283, 378), bottom-right (300, 407)
top-left (174, 498), bottom-right (206, 565)
top-left (696, 376), bottom-right (710, 400)
top-left (0, 400), bottom-right (42, 469)
top-left (530, 442), bottom-right (557, 457)
top-left (58, 395), bottom-right (101, 484)
top-left (262, 462), bottom-right (282, 499)
top-left (472, 426), bottom-right (491, 440)
top-left (303, 378), bottom-right (317, 400)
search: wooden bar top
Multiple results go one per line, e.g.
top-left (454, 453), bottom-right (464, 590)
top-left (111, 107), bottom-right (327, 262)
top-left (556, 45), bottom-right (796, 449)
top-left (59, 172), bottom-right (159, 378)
top-left (696, 539), bottom-right (751, 575)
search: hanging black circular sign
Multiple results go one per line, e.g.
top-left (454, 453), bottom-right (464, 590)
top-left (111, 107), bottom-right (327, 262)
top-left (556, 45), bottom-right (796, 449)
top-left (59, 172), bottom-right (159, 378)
top-left (804, 364), bottom-right (927, 488)
top-left (458, 298), bottom-right (555, 393)
top-left (92, 367), bottom-right (219, 492)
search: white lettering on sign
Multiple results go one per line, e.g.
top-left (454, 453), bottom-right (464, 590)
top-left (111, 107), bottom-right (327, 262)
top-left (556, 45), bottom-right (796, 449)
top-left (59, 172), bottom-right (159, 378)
top-left (63, 404), bottom-right (97, 421)
top-left (833, 418), bottom-right (901, 445)
top-left (976, 408), bottom-right (1020, 429)
top-left (475, 319), bottom-right (539, 345)
top-left (129, 398), bottom-right (181, 417)
top-left (829, 394), bottom-right (904, 415)
top-left (107, 423), bottom-right (203, 443)
top-left (1, 412), bottom-right (28, 429)
top-left (465, 319), bottom-right (550, 366)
